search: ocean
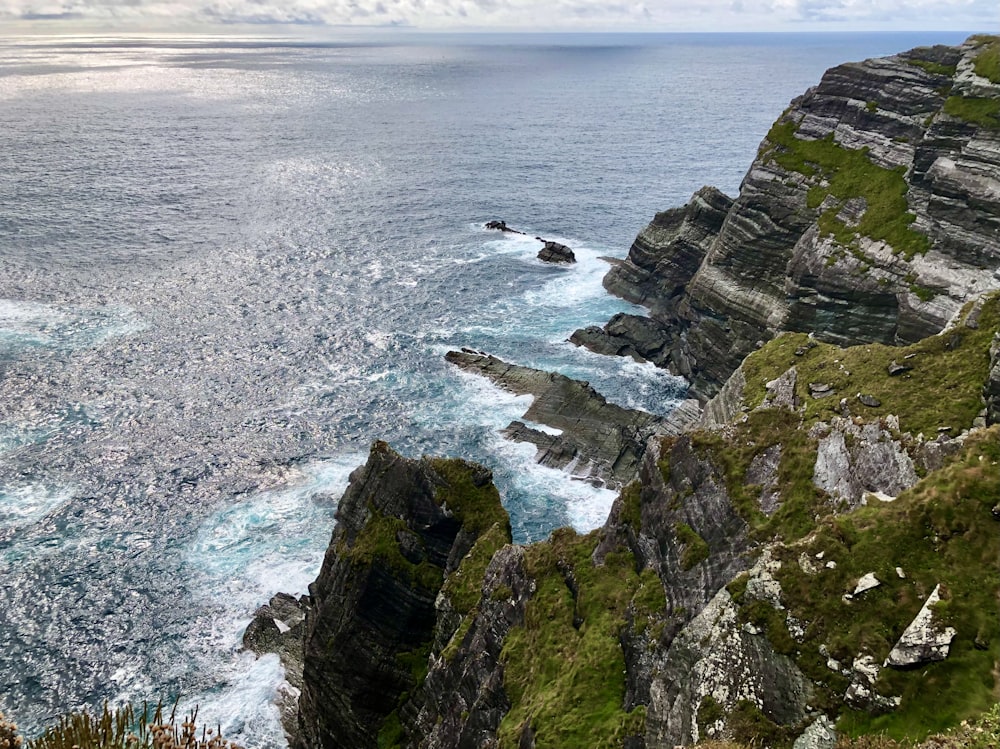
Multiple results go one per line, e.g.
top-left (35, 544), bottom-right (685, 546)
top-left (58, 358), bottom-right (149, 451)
top-left (0, 30), bottom-right (972, 745)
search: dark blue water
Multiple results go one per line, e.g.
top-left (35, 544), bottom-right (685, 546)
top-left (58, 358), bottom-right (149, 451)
top-left (0, 31), bottom-right (972, 744)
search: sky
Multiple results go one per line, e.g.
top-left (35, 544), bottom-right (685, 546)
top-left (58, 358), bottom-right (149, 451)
top-left (0, 0), bottom-right (996, 33)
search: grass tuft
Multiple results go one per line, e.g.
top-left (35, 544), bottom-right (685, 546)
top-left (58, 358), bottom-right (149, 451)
top-left (26, 702), bottom-right (242, 749)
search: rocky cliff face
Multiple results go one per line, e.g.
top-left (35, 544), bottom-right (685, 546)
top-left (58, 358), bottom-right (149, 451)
top-left (270, 37), bottom-right (1000, 749)
top-left (576, 37), bottom-right (1000, 401)
top-left (293, 441), bottom-right (511, 749)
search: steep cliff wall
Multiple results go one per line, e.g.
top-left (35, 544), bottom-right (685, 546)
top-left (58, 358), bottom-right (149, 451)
top-left (280, 37), bottom-right (1000, 749)
top-left (576, 37), bottom-right (1000, 401)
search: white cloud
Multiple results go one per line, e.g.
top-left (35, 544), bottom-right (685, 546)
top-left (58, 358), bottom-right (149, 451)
top-left (0, 0), bottom-right (995, 30)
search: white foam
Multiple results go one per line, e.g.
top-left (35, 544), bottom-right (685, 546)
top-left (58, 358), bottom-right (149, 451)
top-left (178, 653), bottom-right (288, 749)
top-left (0, 483), bottom-right (74, 529)
top-left (490, 434), bottom-right (617, 535)
top-left (0, 299), bottom-right (145, 350)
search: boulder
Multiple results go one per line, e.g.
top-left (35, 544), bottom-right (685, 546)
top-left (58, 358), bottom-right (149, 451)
top-left (885, 584), bottom-right (957, 667)
top-left (536, 239), bottom-right (576, 264)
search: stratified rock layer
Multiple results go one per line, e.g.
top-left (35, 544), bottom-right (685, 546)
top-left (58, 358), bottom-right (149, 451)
top-left (576, 39), bottom-right (1000, 400)
top-left (295, 442), bottom-right (509, 749)
top-left (445, 350), bottom-right (700, 487)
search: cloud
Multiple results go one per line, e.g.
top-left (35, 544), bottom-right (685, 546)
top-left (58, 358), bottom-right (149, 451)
top-left (0, 0), bottom-right (994, 29)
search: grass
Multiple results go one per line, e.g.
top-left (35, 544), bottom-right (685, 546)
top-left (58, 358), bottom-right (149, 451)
top-left (438, 521), bottom-right (512, 617)
top-left (904, 58), bottom-right (958, 77)
top-left (972, 36), bottom-right (1000, 84)
top-left (738, 294), bottom-right (999, 438)
top-left (766, 427), bottom-right (1000, 740)
top-left (674, 522), bottom-right (711, 569)
top-left (497, 527), bottom-right (664, 748)
top-left (23, 702), bottom-right (242, 749)
top-left (943, 96), bottom-right (1000, 129)
top-left (765, 119), bottom-right (930, 260)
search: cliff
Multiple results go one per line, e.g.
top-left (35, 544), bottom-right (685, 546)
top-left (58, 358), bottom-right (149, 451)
top-left (574, 36), bottom-right (1000, 401)
top-left (273, 36), bottom-right (1000, 749)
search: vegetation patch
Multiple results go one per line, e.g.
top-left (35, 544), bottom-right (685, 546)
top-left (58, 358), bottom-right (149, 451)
top-left (340, 506), bottom-right (444, 591)
top-left (764, 119), bottom-right (930, 259)
top-left (497, 528), bottom-right (663, 748)
top-left (439, 521), bottom-right (511, 617)
top-left (760, 427), bottom-right (1000, 741)
top-left (690, 408), bottom-right (825, 543)
top-left (943, 96), bottom-right (1000, 129)
top-left (674, 522), bottom-right (710, 569)
top-left (25, 702), bottom-right (242, 749)
top-left (904, 58), bottom-right (958, 77)
top-left (429, 458), bottom-right (510, 537)
top-left (738, 294), bottom-right (999, 437)
top-left (971, 36), bottom-right (1000, 83)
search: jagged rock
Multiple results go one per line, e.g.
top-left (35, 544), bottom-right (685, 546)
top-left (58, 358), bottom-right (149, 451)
top-left (405, 545), bottom-right (531, 749)
top-left (536, 239), bottom-right (576, 264)
top-left (646, 588), bottom-right (811, 746)
top-left (812, 417), bottom-right (918, 508)
top-left (746, 444), bottom-right (782, 515)
top-left (295, 442), bottom-right (509, 749)
top-left (792, 715), bottom-right (837, 749)
top-left (885, 584), bottom-right (957, 667)
top-left (243, 592), bottom-right (311, 741)
top-left (852, 573), bottom-right (881, 596)
top-left (809, 382), bottom-right (834, 398)
top-left (844, 655), bottom-right (899, 710)
top-left (446, 350), bottom-right (697, 487)
top-left (484, 220), bottom-right (524, 234)
top-left (858, 394), bottom-right (881, 408)
top-left (762, 366), bottom-right (799, 410)
top-left (570, 313), bottom-right (673, 368)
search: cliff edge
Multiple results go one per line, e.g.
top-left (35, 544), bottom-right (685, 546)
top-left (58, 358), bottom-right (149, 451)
top-left (574, 36), bottom-right (1000, 401)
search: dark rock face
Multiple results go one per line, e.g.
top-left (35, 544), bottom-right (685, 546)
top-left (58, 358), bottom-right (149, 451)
top-left (244, 593), bottom-right (311, 740)
top-left (536, 239), bottom-right (576, 264)
top-left (295, 441), bottom-right (508, 749)
top-left (484, 220), bottom-right (525, 234)
top-left (574, 40), bottom-right (1000, 401)
top-left (445, 350), bottom-right (700, 487)
top-left (986, 333), bottom-right (1000, 425)
top-left (404, 545), bottom-right (533, 749)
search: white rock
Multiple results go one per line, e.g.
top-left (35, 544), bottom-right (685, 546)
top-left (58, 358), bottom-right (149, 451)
top-left (853, 573), bottom-right (881, 596)
top-left (826, 560), bottom-right (837, 569)
top-left (885, 584), bottom-right (957, 667)
top-left (792, 715), bottom-right (837, 749)
top-left (274, 618), bottom-right (291, 634)
top-left (896, 567), bottom-right (906, 579)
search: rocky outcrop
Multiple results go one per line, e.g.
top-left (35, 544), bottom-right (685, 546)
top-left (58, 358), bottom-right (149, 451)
top-left (810, 417), bottom-right (919, 509)
top-left (446, 350), bottom-right (700, 487)
top-left (536, 239), bottom-right (576, 264)
top-left (295, 441), bottom-right (509, 749)
top-left (484, 220), bottom-right (524, 234)
top-left (403, 545), bottom-right (533, 748)
top-left (243, 592), bottom-right (311, 738)
top-left (574, 39), bottom-right (1000, 401)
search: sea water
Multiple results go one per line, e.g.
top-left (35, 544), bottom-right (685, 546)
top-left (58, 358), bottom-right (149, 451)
top-left (0, 31), bottom-right (970, 745)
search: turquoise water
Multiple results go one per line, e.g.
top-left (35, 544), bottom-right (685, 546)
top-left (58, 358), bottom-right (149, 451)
top-left (0, 31), bottom-right (971, 744)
